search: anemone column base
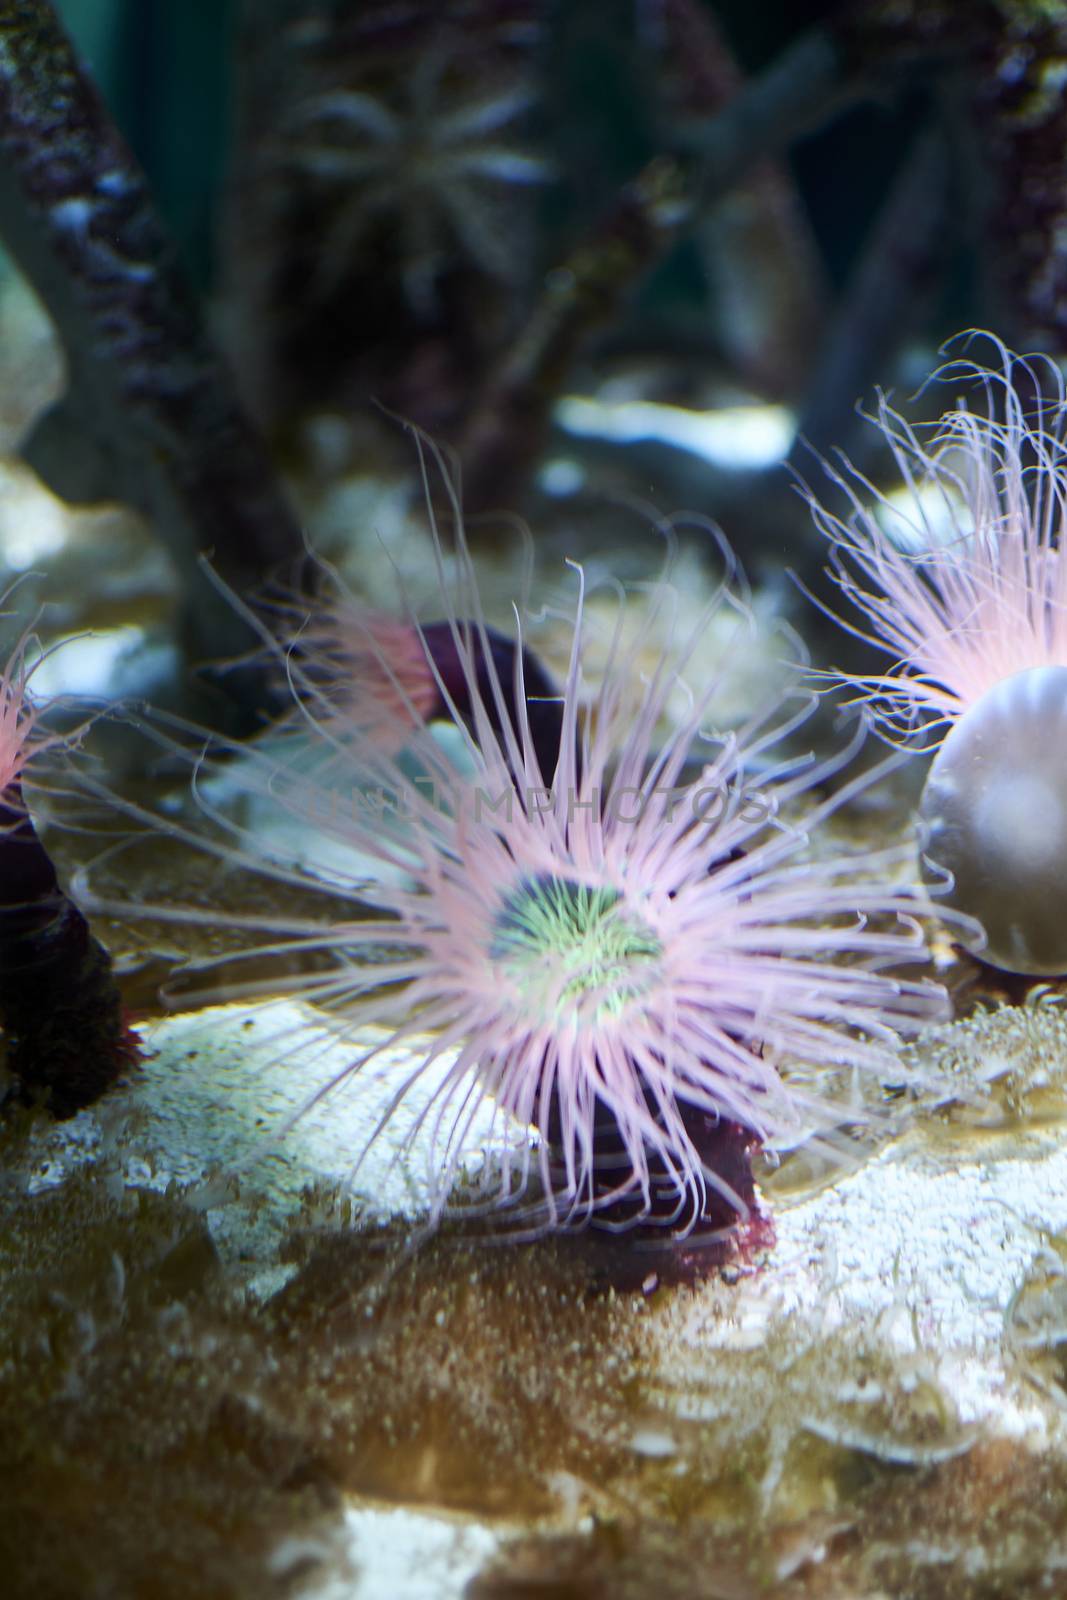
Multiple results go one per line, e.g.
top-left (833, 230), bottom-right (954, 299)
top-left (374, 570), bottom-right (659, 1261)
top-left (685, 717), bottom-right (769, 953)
top-left (0, 794), bottom-right (135, 1118)
top-left (0, 900), bottom-right (136, 1119)
top-left (553, 1110), bottom-right (774, 1293)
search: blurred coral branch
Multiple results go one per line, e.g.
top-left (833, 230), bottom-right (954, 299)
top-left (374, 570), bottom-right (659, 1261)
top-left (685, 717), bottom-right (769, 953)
top-left (838, 0), bottom-right (1067, 350)
top-left (793, 122), bottom-right (953, 470)
top-left (651, 0), bottom-right (828, 401)
top-left (0, 0), bottom-right (305, 673)
top-left (461, 25), bottom-right (863, 508)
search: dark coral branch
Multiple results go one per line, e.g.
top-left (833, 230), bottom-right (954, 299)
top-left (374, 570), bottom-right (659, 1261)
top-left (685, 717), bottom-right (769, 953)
top-left (459, 27), bottom-right (867, 509)
top-left (0, 0), bottom-right (306, 669)
top-left (0, 781), bottom-right (133, 1118)
top-left (832, 0), bottom-right (999, 74)
top-left (970, 9), bottom-right (1067, 352)
top-left (792, 122), bottom-right (953, 470)
top-left (834, 3), bottom-right (1067, 355)
top-left (686, 28), bottom-right (854, 202)
top-left (460, 154), bottom-right (691, 509)
top-left (650, 0), bottom-right (828, 401)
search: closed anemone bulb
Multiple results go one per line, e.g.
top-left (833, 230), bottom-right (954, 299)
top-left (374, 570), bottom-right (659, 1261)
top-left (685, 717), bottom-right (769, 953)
top-left (266, 573), bottom-right (564, 781)
top-left (807, 337), bottom-right (1067, 976)
top-left (919, 665), bottom-right (1067, 974)
top-left (294, 601), bottom-right (441, 752)
top-left (97, 444), bottom-right (951, 1278)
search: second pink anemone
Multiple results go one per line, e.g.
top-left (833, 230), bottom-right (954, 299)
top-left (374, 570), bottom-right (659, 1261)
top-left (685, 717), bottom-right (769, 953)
top-left (807, 337), bottom-right (1067, 975)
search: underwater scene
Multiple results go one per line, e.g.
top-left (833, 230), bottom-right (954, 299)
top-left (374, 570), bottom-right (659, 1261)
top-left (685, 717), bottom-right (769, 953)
top-left (7, 0), bottom-right (1067, 1595)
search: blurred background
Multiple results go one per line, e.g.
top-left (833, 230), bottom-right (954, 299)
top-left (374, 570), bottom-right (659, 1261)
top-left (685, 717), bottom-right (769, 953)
top-left (0, 0), bottom-right (1061, 714)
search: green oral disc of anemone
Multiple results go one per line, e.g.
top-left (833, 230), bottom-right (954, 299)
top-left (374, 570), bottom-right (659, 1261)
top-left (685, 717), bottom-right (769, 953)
top-left (491, 873), bottom-right (662, 1024)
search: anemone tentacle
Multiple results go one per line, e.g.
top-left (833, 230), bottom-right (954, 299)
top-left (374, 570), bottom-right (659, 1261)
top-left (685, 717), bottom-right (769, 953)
top-left (807, 335), bottom-right (1067, 744)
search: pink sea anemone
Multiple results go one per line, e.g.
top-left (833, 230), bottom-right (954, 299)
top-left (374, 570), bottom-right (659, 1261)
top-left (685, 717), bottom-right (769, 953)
top-left (265, 560), bottom-right (563, 779)
top-left (0, 593), bottom-right (133, 1116)
top-left (109, 454), bottom-right (951, 1267)
top-left (0, 603), bottom-right (49, 800)
top-left (264, 582), bottom-right (440, 755)
top-left (807, 337), bottom-right (1067, 975)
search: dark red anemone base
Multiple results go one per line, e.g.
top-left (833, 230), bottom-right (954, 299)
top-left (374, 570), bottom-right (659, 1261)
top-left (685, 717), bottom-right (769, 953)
top-left (548, 1099), bottom-right (775, 1293)
top-left (419, 620), bottom-right (564, 787)
top-left (0, 783), bottom-right (136, 1118)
